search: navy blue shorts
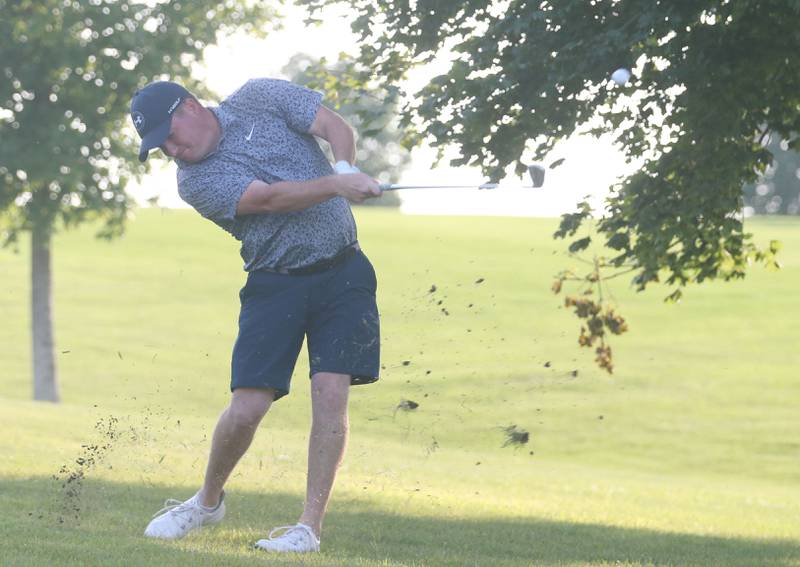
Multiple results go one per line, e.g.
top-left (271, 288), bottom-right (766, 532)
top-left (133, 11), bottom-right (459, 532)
top-left (231, 249), bottom-right (380, 400)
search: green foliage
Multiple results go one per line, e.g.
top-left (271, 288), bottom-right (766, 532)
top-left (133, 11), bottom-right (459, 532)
top-left (0, 0), bottom-right (278, 247)
top-left (296, 0), bottom-right (799, 372)
top-left (554, 200), bottom-right (593, 239)
top-left (281, 53), bottom-right (412, 208)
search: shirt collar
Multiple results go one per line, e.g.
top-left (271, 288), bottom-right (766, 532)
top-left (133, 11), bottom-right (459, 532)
top-left (201, 106), bottom-right (227, 159)
top-left (176, 106), bottom-right (229, 166)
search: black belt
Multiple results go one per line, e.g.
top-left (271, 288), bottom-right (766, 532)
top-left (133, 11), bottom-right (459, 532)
top-left (260, 243), bottom-right (360, 276)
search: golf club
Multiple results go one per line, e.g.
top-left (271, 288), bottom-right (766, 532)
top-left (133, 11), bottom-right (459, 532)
top-left (379, 164), bottom-right (545, 191)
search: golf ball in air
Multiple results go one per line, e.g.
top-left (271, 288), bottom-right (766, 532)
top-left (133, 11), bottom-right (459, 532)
top-left (611, 68), bottom-right (631, 86)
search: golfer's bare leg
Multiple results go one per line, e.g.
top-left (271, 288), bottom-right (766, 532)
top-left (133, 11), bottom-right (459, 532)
top-left (198, 387), bottom-right (275, 507)
top-left (298, 372), bottom-right (350, 537)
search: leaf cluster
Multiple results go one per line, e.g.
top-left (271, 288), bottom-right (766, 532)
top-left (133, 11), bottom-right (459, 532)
top-left (553, 253), bottom-right (631, 373)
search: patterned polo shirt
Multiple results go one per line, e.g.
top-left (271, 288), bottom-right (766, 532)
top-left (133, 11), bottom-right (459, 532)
top-left (176, 78), bottom-right (357, 271)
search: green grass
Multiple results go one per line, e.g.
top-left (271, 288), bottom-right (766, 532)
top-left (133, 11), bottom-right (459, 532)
top-left (1, 208), bottom-right (799, 566)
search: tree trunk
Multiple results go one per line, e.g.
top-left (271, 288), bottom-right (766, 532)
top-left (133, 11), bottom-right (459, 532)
top-left (31, 222), bottom-right (59, 403)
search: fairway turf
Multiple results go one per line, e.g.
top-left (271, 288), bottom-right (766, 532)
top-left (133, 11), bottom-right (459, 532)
top-left (1, 209), bottom-right (799, 566)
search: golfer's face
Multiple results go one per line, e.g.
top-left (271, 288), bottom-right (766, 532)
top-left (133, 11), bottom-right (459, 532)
top-left (161, 102), bottom-right (204, 162)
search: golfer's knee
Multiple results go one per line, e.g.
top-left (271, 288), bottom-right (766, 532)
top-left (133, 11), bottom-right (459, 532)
top-left (312, 376), bottom-right (349, 414)
top-left (228, 388), bottom-right (273, 429)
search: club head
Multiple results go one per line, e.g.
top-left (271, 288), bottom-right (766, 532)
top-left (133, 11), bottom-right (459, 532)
top-left (528, 164), bottom-right (545, 188)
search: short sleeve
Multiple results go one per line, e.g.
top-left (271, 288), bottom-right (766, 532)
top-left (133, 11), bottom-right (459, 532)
top-left (229, 78), bottom-right (323, 133)
top-left (177, 164), bottom-right (254, 223)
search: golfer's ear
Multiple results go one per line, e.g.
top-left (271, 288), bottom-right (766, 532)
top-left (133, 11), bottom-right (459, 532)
top-left (179, 97), bottom-right (202, 116)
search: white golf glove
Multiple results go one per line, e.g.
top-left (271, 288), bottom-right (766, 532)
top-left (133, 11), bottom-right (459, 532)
top-left (333, 160), bottom-right (360, 175)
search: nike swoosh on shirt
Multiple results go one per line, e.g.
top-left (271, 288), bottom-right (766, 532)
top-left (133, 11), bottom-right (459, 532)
top-left (245, 123), bottom-right (255, 141)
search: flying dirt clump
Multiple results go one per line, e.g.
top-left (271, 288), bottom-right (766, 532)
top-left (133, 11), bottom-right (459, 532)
top-left (426, 283), bottom-right (452, 315)
top-left (49, 408), bottom-right (163, 525)
top-left (52, 415), bottom-right (123, 524)
top-left (500, 424), bottom-right (530, 448)
top-left (395, 399), bottom-right (419, 413)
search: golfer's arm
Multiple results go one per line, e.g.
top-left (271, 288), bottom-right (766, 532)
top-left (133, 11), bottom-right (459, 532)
top-left (236, 177), bottom-right (341, 215)
top-left (308, 105), bottom-right (356, 165)
top-left (236, 106), bottom-right (358, 215)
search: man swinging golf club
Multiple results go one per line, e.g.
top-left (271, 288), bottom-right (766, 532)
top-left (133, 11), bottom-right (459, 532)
top-left (130, 77), bottom-right (382, 553)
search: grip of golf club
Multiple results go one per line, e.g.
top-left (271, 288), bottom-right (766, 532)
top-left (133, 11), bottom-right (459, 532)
top-left (379, 183), bottom-right (392, 191)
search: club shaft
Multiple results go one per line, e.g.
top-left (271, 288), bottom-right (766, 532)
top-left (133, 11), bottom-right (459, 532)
top-left (380, 184), bottom-right (485, 191)
top-left (380, 184), bottom-right (535, 191)
top-left (378, 163), bottom-right (545, 192)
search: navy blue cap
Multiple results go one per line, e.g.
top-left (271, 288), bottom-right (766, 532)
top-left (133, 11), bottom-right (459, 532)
top-left (130, 81), bottom-right (191, 162)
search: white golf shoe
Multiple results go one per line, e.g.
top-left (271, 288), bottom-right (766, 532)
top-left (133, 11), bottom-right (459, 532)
top-left (144, 491), bottom-right (225, 539)
top-left (255, 523), bottom-right (320, 553)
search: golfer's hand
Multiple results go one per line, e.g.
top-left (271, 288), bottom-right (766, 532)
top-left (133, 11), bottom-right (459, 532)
top-left (334, 173), bottom-right (382, 203)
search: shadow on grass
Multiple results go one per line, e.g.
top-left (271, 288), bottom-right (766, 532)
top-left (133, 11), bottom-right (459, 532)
top-left (1, 476), bottom-right (797, 567)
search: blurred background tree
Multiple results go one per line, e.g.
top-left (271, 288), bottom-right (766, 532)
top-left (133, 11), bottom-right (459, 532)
top-left (743, 136), bottom-right (800, 215)
top-left (282, 53), bottom-right (410, 208)
top-left (0, 0), bottom-right (279, 402)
